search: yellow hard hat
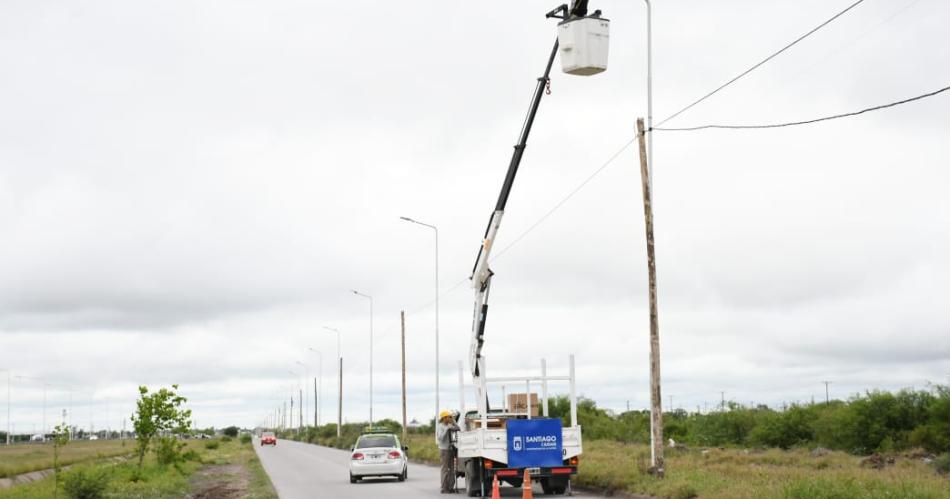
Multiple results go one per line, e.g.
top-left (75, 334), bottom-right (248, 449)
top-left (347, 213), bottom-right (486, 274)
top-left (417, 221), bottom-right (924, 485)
top-left (439, 410), bottom-right (452, 420)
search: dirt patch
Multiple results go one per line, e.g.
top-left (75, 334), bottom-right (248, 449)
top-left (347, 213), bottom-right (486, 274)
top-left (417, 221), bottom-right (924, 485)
top-left (189, 464), bottom-right (250, 499)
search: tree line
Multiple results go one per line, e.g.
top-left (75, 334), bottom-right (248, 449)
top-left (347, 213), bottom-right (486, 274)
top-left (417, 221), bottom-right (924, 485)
top-left (547, 384), bottom-right (949, 454)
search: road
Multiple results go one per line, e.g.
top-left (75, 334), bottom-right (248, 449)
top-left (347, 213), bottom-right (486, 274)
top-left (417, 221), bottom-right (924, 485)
top-left (254, 438), bottom-right (605, 498)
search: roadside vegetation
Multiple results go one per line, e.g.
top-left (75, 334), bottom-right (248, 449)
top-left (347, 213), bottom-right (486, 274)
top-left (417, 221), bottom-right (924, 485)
top-left (0, 440), bottom-right (131, 479)
top-left (0, 385), bottom-right (275, 499)
top-left (0, 437), bottom-right (275, 499)
top-left (278, 384), bottom-right (949, 498)
top-left (544, 384), bottom-right (950, 456)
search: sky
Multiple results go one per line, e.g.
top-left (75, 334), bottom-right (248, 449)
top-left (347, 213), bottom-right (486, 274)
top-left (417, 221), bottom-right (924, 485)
top-left (1, 0), bottom-right (948, 433)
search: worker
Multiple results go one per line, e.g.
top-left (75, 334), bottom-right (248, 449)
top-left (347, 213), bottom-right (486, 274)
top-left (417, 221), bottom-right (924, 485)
top-left (436, 410), bottom-right (459, 493)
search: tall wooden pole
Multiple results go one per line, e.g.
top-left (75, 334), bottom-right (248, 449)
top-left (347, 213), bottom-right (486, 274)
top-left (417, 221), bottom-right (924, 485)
top-left (400, 311), bottom-right (408, 443)
top-left (637, 118), bottom-right (664, 477)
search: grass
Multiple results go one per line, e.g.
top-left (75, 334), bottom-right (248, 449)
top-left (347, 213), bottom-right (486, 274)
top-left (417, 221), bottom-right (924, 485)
top-left (401, 435), bottom-right (949, 499)
top-left (0, 437), bottom-right (277, 499)
top-left (0, 440), bottom-right (132, 478)
top-left (577, 441), bottom-right (950, 499)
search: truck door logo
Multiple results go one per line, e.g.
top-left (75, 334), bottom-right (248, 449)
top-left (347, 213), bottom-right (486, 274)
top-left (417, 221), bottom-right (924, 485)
top-left (513, 436), bottom-right (523, 451)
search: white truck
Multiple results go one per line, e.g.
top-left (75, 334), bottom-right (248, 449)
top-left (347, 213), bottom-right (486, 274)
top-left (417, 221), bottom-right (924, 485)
top-left (454, 1), bottom-right (608, 496)
top-left (455, 358), bottom-right (582, 496)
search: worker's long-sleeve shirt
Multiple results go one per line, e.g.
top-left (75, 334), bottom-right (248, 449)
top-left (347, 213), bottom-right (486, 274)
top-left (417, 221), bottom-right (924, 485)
top-left (436, 421), bottom-right (459, 450)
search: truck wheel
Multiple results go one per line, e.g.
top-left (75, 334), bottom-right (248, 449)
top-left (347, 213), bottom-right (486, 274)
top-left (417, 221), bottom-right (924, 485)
top-left (541, 477), bottom-right (569, 495)
top-left (464, 459), bottom-right (482, 497)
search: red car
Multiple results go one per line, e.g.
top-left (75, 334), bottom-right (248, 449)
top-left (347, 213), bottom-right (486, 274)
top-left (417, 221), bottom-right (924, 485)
top-left (260, 431), bottom-right (277, 446)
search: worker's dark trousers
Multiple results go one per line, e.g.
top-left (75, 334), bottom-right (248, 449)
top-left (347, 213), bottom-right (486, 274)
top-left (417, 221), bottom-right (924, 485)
top-left (439, 449), bottom-right (455, 492)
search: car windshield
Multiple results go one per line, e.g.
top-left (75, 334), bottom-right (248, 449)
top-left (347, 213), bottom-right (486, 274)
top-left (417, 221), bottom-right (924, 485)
top-left (357, 435), bottom-right (396, 448)
top-left (262, 432), bottom-right (274, 437)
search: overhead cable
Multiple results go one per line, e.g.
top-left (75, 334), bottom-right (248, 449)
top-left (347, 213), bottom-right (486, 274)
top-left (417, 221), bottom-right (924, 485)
top-left (656, 0), bottom-right (867, 128)
top-left (655, 84), bottom-right (950, 132)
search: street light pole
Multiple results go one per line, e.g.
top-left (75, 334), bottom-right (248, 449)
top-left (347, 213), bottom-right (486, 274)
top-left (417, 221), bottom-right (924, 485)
top-left (308, 348), bottom-right (323, 427)
top-left (637, 0), bottom-right (662, 477)
top-left (322, 326), bottom-right (343, 438)
top-left (295, 361), bottom-right (309, 428)
top-left (644, 0), bottom-right (653, 193)
top-left (289, 371), bottom-right (302, 433)
top-left (399, 216), bottom-right (440, 421)
top-left (350, 290), bottom-right (374, 425)
top-left (1, 369), bottom-right (9, 445)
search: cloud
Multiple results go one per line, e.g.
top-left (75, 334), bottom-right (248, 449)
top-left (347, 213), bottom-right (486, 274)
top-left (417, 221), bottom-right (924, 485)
top-left (1, 0), bottom-right (948, 428)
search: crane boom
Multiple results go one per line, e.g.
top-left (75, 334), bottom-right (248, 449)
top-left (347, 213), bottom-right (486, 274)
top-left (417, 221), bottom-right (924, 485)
top-left (468, 38), bottom-right (560, 388)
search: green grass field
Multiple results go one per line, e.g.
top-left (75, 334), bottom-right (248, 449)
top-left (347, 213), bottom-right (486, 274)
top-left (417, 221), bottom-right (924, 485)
top-left (0, 440), bottom-right (132, 478)
top-left (402, 435), bottom-right (949, 499)
top-left (0, 437), bottom-right (277, 499)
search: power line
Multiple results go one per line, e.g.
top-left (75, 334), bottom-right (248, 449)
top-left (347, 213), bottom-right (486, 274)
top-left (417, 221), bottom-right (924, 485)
top-left (654, 84), bottom-right (950, 132)
top-left (393, 3), bottom-right (871, 322)
top-left (491, 138), bottom-right (637, 260)
top-left (656, 0), bottom-right (868, 128)
top-left (403, 138), bottom-right (639, 319)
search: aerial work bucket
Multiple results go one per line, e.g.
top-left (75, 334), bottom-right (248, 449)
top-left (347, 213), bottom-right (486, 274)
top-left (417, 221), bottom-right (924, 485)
top-left (557, 16), bottom-right (610, 76)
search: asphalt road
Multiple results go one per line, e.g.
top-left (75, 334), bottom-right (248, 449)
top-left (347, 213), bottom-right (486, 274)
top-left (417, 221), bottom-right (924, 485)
top-left (253, 437), bottom-right (605, 498)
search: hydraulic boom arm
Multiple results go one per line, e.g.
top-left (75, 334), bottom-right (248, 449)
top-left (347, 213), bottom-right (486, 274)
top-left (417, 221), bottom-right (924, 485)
top-left (469, 1), bottom-right (591, 405)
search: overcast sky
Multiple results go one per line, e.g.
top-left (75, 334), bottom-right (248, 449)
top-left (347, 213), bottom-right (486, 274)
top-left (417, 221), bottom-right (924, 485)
top-left (1, 0), bottom-right (948, 432)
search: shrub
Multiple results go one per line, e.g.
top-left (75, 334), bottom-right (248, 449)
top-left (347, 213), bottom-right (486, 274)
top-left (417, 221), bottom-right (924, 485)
top-left (63, 467), bottom-right (110, 499)
top-left (182, 449), bottom-right (201, 462)
top-left (222, 426), bottom-right (239, 438)
top-left (204, 440), bottom-right (220, 450)
top-left (934, 453), bottom-right (950, 475)
top-left (240, 434), bottom-right (252, 444)
top-left (131, 385), bottom-right (192, 470)
top-left (154, 436), bottom-right (186, 466)
top-left (749, 405), bottom-right (816, 449)
top-left (220, 435), bottom-right (232, 443)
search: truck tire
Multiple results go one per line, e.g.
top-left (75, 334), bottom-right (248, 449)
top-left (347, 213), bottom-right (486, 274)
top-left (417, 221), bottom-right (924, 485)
top-left (464, 459), bottom-right (482, 497)
top-left (540, 477), bottom-right (569, 495)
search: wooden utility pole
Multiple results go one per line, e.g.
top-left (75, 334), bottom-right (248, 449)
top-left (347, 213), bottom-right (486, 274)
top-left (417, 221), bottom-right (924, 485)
top-left (822, 381), bottom-right (832, 404)
top-left (400, 311), bottom-right (408, 442)
top-left (636, 117), bottom-right (664, 477)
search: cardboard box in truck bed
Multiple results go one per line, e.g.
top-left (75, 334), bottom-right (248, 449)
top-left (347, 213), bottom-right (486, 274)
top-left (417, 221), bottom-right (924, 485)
top-left (507, 393), bottom-right (539, 416)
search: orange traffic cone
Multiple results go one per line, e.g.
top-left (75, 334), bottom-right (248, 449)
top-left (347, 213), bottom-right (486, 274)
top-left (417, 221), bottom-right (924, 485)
top-left (522, 468), bottom-right (534, 499)
top-left (491, 474), bottom-right (501, 499)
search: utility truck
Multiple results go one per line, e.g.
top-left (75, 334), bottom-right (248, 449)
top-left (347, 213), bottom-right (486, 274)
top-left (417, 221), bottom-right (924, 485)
top-left (454, 1), bottom-right (609, 496)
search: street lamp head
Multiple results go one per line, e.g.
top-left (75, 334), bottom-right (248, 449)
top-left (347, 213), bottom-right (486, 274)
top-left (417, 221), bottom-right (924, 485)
top-left (399, 216), bottom-right (413, 222)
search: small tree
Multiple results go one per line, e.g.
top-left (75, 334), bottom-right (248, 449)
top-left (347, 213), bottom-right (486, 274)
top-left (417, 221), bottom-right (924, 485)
top-left (222, 426), bottom-right (239, 438)
top-left (130, 385), bottom-right (192, 470)
top-left (52, 423), bottom-right (70, 498)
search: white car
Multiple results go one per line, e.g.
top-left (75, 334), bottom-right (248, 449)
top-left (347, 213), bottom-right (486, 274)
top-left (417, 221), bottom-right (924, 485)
top-left (348, 431), bottom-right (408, 483)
